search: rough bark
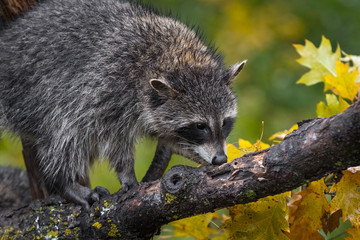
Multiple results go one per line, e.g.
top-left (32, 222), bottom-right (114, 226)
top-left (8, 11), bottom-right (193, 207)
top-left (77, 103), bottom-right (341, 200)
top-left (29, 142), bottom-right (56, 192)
top-left (0, 100), bottom-right (359, 239)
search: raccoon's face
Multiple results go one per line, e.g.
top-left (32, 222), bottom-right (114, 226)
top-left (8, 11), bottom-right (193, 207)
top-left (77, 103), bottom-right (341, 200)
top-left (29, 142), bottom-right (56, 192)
top-left (173, 115), bottom-right (236, 165)
top-left (147, 60), bottom-right (246, 165)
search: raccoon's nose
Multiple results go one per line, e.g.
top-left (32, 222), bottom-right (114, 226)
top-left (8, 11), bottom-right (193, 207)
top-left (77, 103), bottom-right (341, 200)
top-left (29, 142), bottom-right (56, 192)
top-left (212, 153), bottom-right (227, 165)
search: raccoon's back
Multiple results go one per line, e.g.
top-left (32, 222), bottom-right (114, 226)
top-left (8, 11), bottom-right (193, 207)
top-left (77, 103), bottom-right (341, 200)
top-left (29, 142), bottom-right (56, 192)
top-left (0, 0), bottom-right (149, 133)
top-left (0, 0), bottom-right (135, 91)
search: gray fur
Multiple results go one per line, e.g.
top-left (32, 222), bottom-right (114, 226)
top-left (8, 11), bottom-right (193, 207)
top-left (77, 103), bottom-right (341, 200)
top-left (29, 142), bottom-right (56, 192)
top-left (0, 0), bottom-right (243, 204)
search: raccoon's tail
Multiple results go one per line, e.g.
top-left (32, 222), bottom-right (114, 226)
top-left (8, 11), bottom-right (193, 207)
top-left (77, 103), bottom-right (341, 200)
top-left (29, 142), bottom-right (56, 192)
top-left (0, 0), bottom-right (38, 30)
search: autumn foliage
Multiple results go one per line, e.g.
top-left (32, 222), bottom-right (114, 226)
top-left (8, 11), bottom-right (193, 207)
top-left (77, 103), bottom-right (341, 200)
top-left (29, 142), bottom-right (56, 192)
top-left (160, 36), bottom-right (360, 240)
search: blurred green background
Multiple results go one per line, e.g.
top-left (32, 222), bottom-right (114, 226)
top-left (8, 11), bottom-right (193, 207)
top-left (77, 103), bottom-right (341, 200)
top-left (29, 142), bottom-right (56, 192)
top-left (1, 0), bottom-right (360, 196)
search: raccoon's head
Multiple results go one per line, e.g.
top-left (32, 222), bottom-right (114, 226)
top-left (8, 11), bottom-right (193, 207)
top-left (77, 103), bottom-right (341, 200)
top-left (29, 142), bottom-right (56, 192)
top-left (146, 60), bottom-right (246, 165)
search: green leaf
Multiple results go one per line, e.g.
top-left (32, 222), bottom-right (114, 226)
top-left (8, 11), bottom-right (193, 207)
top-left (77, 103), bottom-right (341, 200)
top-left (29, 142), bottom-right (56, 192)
top-left (294, 36), bottom-right (340, 86)
top-left (318, 218), bottom-right (352, 240)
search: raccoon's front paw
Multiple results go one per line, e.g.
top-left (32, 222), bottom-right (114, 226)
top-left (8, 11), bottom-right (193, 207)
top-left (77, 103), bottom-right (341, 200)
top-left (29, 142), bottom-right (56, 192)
top-left (63, 184), bottom-right (110, 210)
top-left (90, 186), bottom-right (111, 202)
top-left (94, 185), bottom-right (110, 196)
top-left (118, 170), bottom-right (139, 193)
top-left (120, 181), bottom-right (139, 193)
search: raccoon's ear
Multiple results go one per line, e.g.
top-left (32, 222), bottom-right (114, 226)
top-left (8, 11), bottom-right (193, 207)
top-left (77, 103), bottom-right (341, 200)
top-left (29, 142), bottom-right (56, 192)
top-left (149, 78), bottom-right (180, 98)
top-left (224, 60), bottom-right (247, 85)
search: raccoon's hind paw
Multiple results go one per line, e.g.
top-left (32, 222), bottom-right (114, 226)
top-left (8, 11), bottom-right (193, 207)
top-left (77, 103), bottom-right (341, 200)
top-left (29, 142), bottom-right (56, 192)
top-left (63, 184), bottom-right (110, 210)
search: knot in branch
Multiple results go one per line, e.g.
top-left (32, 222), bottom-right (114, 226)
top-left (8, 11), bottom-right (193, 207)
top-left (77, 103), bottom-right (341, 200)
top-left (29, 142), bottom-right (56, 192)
top-left (161, 165), bottom-right (201, 195)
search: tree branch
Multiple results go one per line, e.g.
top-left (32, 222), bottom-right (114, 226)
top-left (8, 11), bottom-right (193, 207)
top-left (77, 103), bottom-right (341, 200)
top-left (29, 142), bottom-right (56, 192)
top-left (1, 100), bottom-right (359, 239)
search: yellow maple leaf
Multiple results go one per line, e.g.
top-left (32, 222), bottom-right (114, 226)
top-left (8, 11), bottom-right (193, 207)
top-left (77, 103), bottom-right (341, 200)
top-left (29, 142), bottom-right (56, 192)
top-left (288, 179), bottom-right (330, 240)
top-left (323, 60), bottom-right (360, 101)
top-left (294, 36), bottom-right (340, 86)
top-left (330, 170), bottom-right (360, 226)
top-left (238, 139), bottom-right (270, 155)
top-left (227, 139), bottom-right (270, 162)
top-left (316, 94), bottom-right (350, 117)
top-left (238, 139), bottom-right (258, 156)
top-left (170, 212), bottom-right (220, 239)
top-left (221, 192), bottom-right (290, 240)
top-left (268, 124), bottom-right (298, 142)
top-left (227, 143), bottom-right (242, 162)
top-left (238, 139), bottom-right (253, 148)
top-left (255, 141), bottom-right (270, 151)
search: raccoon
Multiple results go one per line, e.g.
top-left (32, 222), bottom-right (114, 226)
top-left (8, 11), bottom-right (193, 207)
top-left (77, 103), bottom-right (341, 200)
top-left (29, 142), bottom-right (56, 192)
top-left (0, 0), bottom-right (245, 208)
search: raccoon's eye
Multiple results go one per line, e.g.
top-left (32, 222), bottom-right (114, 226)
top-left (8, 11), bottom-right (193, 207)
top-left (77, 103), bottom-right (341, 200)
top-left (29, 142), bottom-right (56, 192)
top-left (176, 123), bottom-right (211, 144)
top-left (222, 117), bottom-right (235, 138)
top-left (196, 123), bottom-right (207, 130)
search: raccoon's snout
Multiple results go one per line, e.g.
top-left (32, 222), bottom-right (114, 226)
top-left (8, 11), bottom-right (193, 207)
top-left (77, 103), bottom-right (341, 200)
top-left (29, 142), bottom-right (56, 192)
top-left (212, 151), bottom-right (227, 165)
